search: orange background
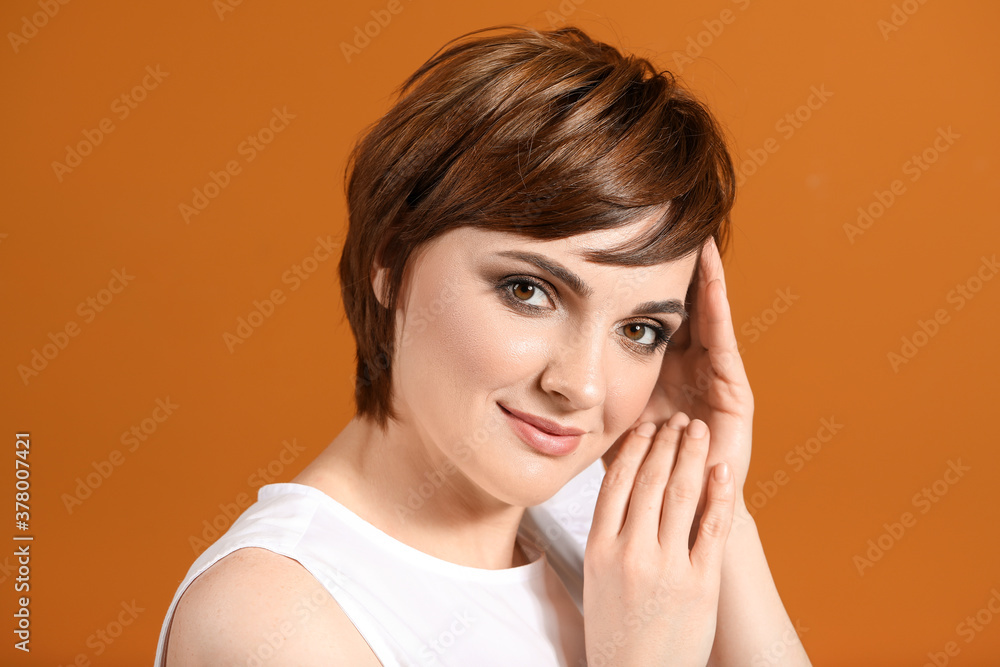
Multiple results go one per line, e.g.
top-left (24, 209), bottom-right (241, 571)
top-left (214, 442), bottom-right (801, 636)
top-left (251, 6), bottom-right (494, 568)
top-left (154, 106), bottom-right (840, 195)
top-left (2, 0), bottom-right (999, 664)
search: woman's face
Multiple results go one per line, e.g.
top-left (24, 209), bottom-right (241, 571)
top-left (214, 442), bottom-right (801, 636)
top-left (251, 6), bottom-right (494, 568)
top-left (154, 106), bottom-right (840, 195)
top-left (383, 219), bottom-right (699, 507)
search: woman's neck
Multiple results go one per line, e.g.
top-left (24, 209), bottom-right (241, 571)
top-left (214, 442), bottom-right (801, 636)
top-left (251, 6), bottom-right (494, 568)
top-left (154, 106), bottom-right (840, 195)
top-left (292, 415), bottom-right (531, 570)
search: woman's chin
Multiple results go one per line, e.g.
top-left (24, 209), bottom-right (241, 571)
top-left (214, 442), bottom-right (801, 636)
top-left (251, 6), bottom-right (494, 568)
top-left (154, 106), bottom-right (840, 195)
top-left (477, 465), bottom-right (589, 509)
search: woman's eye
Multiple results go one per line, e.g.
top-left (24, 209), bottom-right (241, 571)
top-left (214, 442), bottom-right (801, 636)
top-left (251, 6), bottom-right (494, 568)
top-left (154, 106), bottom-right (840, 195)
top-left (507, 280), bottom-right (552, 308)
top-left (623, 323), bottom-right (657, 345)
top-left (621, 322), bottom-right (670, 354)
top-left (498, 276), bottom-right (669, 355)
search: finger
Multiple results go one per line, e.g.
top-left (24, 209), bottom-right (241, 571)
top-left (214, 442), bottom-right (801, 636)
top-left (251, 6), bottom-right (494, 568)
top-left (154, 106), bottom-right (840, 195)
top-left (699, 275), bottom-right (737, 353)
top-left (669, 284), bottom-right (694, 350)
top-left (698, 237), bottom-right (740, 356)
top-left (689, 235), bottom-right (725, 349)
top-left (703, 235), bottom-right (728, 296)
top-left (686, 245), bottom-right (706, 348)
top-left (700, 277), bottom-right (752, 389)
top-left (690, 462), bottom-right (735, 572)
top-left (590, 422), bottom-right (659, 540)
top-left (600, 425), bottom-right (628, 470)
top-left (694, 239), bottom-right (753, 391)
top-left (620, 412), bottom-right (690, 541)
top-left (692, 235), bottom-right (725, 349)
top-left (668, 410), bottom-right (691, 432)
top-left (658, 419), bottom-right (712, 551)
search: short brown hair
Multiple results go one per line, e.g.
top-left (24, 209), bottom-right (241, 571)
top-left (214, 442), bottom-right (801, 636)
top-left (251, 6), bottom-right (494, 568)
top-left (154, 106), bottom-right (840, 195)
top-left (339, 24), bottom-right (736, 429)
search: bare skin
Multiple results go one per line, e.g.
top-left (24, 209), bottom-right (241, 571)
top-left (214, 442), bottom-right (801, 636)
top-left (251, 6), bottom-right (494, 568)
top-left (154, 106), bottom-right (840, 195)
top-left (164, 226), bottom-right (809, 665)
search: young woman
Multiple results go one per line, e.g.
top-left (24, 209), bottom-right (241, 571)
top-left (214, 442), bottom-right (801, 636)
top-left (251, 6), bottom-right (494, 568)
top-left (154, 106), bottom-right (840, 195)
top-left (156, 24), bottom-right (811, 666)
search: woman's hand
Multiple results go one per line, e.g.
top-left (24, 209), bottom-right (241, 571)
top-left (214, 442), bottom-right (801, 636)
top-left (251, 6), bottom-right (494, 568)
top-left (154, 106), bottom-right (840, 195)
top-left (604, 236), bottom-right (754, 512)
top-left (583, 413), bottom-right (735, 666)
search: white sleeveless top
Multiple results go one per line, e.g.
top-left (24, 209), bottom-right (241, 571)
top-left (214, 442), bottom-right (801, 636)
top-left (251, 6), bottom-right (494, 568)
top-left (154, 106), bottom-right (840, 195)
top-left (154, 459), bottom-right (605, 666)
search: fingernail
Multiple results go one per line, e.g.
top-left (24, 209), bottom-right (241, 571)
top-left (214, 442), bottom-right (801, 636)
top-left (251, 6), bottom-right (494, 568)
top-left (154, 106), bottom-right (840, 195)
top-left (714, 462), bottom-right (730, 482)
top-left (635, 422), bottom-right (657, 438)
top-left (686, 419), bottom-right (707, 438)
top-left (667, 412), bottom-right (689, 430)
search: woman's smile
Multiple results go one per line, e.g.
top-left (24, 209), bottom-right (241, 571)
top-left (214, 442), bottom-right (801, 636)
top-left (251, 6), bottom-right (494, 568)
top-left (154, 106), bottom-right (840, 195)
top-left (498, 402), bottom-right (587, 456)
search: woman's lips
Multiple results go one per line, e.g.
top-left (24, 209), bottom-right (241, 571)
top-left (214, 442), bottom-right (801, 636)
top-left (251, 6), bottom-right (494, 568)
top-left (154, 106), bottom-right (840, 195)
top-left (498, 403), bottom-right (583, 456)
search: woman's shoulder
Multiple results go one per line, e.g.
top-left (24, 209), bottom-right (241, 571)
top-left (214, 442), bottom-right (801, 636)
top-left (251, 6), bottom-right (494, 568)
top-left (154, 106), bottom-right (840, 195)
top-left (164, 546), bottom-right (382, 667)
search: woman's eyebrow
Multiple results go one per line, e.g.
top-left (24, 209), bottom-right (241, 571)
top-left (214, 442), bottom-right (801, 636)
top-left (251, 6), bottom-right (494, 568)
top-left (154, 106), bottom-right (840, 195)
top-left (493, 249), bottom-right (689, 321)
top-left (632, 299), bottom-right (689, 322)
top-left (495, 249), bottom-right (594, 297)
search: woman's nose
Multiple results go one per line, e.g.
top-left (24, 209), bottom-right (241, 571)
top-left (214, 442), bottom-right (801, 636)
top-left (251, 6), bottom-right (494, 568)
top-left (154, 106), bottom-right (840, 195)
top-left (538, 321), bottom-right (607, 411)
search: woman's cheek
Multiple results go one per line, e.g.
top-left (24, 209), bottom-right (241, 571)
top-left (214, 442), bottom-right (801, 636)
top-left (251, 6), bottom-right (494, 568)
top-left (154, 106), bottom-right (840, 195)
top-left (605, 363), bottom-right (658, 432)
top-left (436, 305), bottom-right (542, 388)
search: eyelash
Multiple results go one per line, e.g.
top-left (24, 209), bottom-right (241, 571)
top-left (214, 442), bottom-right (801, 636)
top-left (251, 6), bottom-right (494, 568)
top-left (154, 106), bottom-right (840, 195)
top-left (495, 275), bottom-right (672, 355)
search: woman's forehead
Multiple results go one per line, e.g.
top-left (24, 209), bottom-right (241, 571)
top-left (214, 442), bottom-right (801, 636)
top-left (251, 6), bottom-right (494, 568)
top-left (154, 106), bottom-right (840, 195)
top-left (440, 211), bottom-right (646, 248)
top-left (436, 224), bottom-right (700, 270)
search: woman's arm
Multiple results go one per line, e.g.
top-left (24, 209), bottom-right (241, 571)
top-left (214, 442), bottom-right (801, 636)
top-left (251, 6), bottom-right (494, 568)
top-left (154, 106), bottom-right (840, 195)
top-left (706, 504), bottom-right (811, 666)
